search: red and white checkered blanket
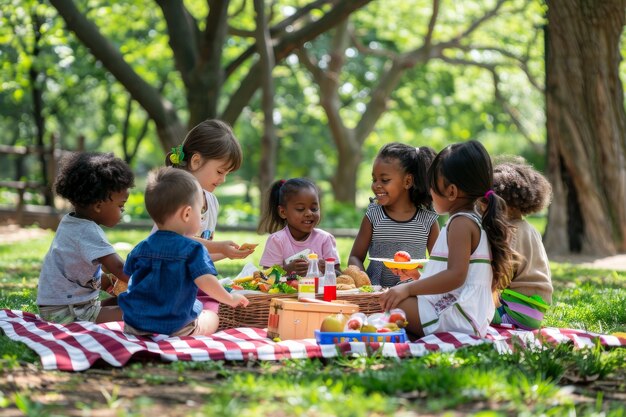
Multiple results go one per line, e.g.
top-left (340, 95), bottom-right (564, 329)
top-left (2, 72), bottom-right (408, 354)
top-left (1, 309), bottom-right (624, 372)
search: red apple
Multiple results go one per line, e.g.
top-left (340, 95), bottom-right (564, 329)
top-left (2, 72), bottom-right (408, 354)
top-left (346, 318), bottom-right (362, 331)
top-left (393, 251), bottom-right (411, 262)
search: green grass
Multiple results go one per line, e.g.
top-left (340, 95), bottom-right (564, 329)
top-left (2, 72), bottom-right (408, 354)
top-left (1, 228), bottom-right (625, 416)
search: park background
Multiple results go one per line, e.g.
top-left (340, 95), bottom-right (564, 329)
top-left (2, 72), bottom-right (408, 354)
top-left (1, 0), bottom-right (625, 259)
top-left (1, 1), bottom-right (626, 416)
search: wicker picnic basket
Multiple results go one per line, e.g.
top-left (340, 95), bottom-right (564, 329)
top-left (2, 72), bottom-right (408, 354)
top-left (217, 292), bottom-right (383, 330)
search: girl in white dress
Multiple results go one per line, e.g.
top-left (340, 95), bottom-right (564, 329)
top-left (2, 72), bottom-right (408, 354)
top-left (380, 140), bottom-right (516, 338)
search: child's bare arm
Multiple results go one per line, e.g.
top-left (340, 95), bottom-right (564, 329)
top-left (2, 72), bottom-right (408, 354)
top-left (99, 253), bottom-right (129, 282)
top-left (410, 217), bottom-right (476, 294)
top-left (348, 216), bottom-right (373, 270)
top-left (427, 221), bottom-right (440, 256)
top-left (380, 217), bottom-right (476, 311)
top-left (194, 274), bottom-right (249, 308)
top-left (188, 237), bottom-right (254, 261)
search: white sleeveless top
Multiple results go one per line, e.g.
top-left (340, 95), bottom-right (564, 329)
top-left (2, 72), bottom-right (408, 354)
top-left (418, 212), bottom-right (494, 337)
top-left (199, 190), bottom-right (219, 240)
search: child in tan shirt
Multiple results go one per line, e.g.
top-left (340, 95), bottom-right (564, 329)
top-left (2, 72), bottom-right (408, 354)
top-left (492, 158), bottom-right (553, 329)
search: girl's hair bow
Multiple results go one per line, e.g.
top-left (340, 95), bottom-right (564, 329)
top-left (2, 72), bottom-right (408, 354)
top-left (169, 145), bottom-right (185, 166)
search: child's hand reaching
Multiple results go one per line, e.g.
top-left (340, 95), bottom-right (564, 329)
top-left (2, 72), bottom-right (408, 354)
top-left (380, 285), bottom-right (411, 311)
top-left (390, 268), bottom-right (421, 282)
top-left (230, 293), bottom-right (249, 308)
top-left (219, 241), bottom-right (253, 259)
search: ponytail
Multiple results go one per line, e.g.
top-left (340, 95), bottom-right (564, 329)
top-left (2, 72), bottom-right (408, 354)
top-left (257, 178), bottom-right (319, 234)
top-left (481, 190), bottom-right (517, 291)
top-left (257, 180), bottom-right (287, 234)
top-left (431, 140), bottom-right (517, 290)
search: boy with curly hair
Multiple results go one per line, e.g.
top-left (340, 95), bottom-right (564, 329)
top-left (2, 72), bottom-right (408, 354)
top-left (37, 152), bottom-right (134, 324)
top-left (492, 157), bottom-right (553, 329)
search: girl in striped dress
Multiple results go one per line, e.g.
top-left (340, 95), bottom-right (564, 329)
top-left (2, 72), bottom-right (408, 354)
top-left (380, 140), bottom-right (516, 339)
top-left (349, 143), bottom-right (440, 287)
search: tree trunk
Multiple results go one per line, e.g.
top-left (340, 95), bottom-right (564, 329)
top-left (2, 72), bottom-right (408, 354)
top-left (50, 0), bottom-right (185, 150)
top-left (544, 0), bottom-right (626, 255)
top-left (254, 0), bottom-right (277, 203)
top-left (29, 11), bottom-right (53, 206)
top-left (332, 128), bottom-right (362, 203)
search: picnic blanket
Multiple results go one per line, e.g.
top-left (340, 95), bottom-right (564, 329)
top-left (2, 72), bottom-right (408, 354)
top-left (1, 309), bottom-right (624, 372)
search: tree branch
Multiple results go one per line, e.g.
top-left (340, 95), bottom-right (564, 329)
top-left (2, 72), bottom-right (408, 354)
top-left (458, 44), bottom-right (544, 91)
top-left (296, 49), bottom-right (324, 83)
top-left (423, 0), bottom-right (441, 49)
top-left (49, 0), bottom-right (184, 148)
top-left (221, 0), bottom-right (373, 123)
top-left (449, 0), bottom-right (507, 44)
top-left (155, 0), bottom-right (200, 88)
top-left (225, 0), bottom-right (332, 78)
top-left (440, 56), bottom-right (543, 153)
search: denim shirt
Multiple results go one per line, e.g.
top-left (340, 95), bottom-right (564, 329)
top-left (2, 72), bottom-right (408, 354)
top-left (118, 230), bottom-right (217, 335)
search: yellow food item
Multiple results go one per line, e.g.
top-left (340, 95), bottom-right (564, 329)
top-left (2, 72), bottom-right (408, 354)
top-left (233, 275), bottom-right (255, 284)
top-left (383, 323), bottom-right (400, 331)
top-left (320, 313), bottom-right (347, 332)
top-left (112, 279), bottom-right (128, 295)
top-left (360, 324), bottom-right (377, 333)
top-left (239, 243), bottom-right (258, 251)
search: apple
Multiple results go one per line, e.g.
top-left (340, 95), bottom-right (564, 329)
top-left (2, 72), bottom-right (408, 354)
top-left (393, 251), bottom-right (411, 262)
top-left (388, 308), bottom-right (408, 328)
top-left (343, 313), bottom-right (367, 332)
top-left (320, 313), bottom-right (347, 333)
top-left (346, 318), bottom-right (362, 331)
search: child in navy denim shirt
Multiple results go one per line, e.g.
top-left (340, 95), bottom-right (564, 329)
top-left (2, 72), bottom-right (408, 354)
top-left (119, 167), bottom-right (248, 337)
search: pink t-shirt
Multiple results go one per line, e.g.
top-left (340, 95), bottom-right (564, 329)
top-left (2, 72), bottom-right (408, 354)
top-left (260, 227), bottom-right (340, 268)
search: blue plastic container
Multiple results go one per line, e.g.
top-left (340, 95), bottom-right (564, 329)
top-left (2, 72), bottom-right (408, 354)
top-left (315, 329), bottom-right (407, 344)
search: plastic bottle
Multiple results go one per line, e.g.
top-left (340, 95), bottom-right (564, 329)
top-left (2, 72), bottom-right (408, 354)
top-left (307, 253), bottom-right (321, 294)
top-left (323, 258), bottom-right (337, 302)
top-left (298, 253), bottom-right (318, 300)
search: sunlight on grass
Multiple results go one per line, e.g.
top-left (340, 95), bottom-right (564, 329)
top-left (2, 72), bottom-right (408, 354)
top-left (1, 228), bottom-right (625, 416)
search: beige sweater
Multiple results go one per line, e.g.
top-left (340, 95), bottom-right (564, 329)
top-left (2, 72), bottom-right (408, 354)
top-left (508, 219), bottom-right (553, 305)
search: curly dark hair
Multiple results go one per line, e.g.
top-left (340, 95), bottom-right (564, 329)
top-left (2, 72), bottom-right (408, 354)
top-left (54, 152), bottom-right (135, 207)
top-left (493, 158), bottom-right (552, 216)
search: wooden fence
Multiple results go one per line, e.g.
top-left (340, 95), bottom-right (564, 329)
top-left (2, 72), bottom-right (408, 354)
top-left (0, 135), bottom-right (83, 229)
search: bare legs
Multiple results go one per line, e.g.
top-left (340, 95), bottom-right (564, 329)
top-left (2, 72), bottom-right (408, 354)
top-left (397, 297), bottom-right (425, 339)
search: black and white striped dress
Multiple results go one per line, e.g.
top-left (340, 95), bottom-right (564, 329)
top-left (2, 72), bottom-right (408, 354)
top-left (365, 203), bottom-right (438, 287)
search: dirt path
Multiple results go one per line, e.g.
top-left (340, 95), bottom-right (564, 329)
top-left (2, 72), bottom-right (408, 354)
top-left (0, 224), bottom-right (51, 244)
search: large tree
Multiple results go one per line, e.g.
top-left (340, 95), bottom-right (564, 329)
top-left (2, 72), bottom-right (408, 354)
top-left (543, 0), bottom-right (626, 255)
top-left (48, 0), bottom-right (372, 156)
top-left (298, 0), bottom-right (543, 203)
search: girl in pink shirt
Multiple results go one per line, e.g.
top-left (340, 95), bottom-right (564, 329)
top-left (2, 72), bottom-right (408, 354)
top-left (258, 178), bottom-right (340, 276)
